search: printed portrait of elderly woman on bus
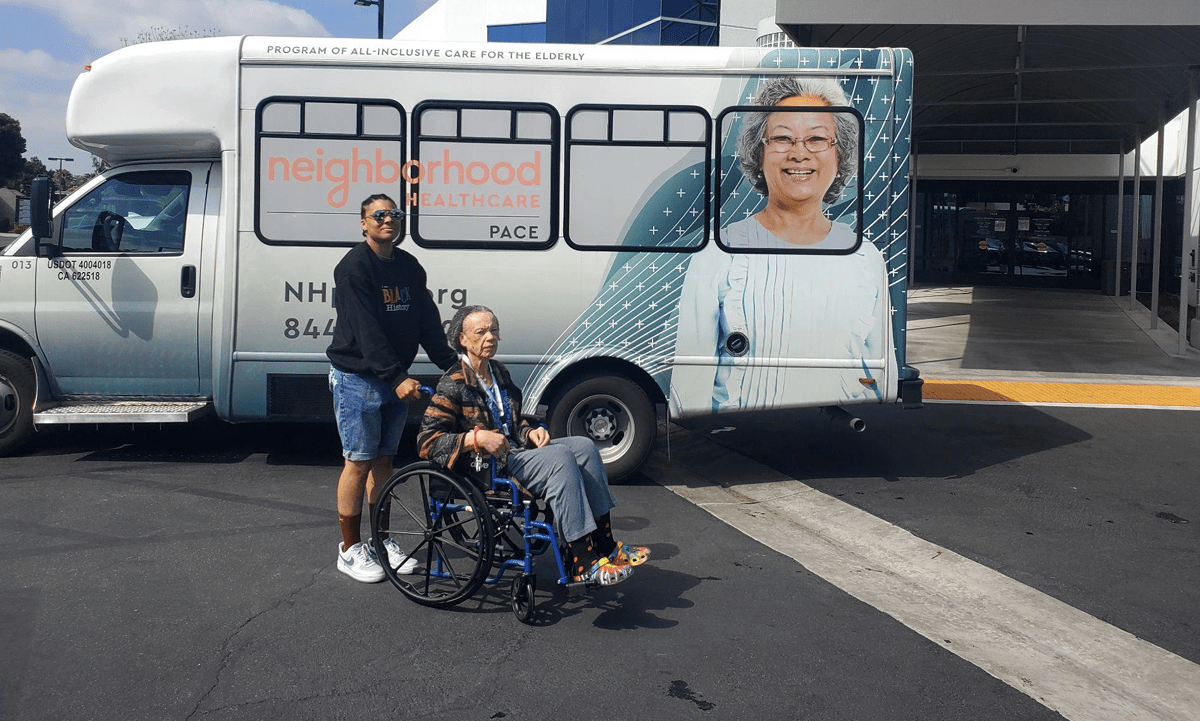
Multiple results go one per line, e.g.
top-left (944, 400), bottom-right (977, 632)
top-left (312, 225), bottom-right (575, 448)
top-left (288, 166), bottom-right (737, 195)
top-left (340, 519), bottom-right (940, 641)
top-left (671, 75), bottom-right (889, 416)
top-left (726, 75), bottom-right (859, 250)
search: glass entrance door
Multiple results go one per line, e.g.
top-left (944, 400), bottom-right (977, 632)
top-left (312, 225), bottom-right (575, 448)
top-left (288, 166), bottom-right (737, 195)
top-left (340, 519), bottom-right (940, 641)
top-left (915, 181), bottom-right (1109, 289)
top-left (959, 197), bottom-right (1013, 279)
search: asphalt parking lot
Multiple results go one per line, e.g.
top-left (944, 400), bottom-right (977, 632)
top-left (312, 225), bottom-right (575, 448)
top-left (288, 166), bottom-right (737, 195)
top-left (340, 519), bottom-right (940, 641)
top-left (1, 419), bottom-right (1072, 721)
top-left (2, 285), bottom-right (1198, 719)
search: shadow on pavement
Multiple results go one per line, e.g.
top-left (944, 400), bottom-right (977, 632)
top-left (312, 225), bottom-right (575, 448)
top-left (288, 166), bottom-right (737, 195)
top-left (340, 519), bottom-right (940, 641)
top-left (907, 300), bottom-right (974, 323)
top-left (677, 402), bottom-right (1093, 483)
top-left (386, 542), bottom-right (697, 630)
top-left (21, 418), bottom-right (359, 467)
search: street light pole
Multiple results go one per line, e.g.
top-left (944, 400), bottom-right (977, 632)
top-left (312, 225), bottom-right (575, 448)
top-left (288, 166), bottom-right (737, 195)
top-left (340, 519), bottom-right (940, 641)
top-left (353, 0), bottom-right (385, 39)
top-left (47, 157), bottom-right (75, 172)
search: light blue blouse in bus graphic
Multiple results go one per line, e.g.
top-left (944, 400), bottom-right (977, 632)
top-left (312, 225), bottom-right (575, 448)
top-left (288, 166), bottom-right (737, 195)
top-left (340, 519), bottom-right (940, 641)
top-left (672, 216), bottom-right (887, 414)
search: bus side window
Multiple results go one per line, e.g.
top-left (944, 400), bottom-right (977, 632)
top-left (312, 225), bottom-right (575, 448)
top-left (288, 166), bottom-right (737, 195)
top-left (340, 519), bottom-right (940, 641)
top-left (255, 98), bottom-right (406, 246)
top-left (58, 171), bottom-right (191, 254)
top-left (714, 103), bottom-right (862, 254)
top-left (564, 105), bottom-right (710, 252)
top-left (410, 101), bottom-right (559, 250)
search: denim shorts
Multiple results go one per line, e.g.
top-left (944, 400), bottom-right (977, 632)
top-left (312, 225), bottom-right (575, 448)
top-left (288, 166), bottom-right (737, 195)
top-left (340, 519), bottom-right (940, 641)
top-left (329, 367), bottom-right (409, 461)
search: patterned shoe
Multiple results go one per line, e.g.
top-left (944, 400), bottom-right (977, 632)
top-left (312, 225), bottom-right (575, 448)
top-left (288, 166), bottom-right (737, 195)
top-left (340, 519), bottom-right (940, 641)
top-left (609, 542), bottom-right (650, 567)
top-left (575, 557), bottom-right (633, 587)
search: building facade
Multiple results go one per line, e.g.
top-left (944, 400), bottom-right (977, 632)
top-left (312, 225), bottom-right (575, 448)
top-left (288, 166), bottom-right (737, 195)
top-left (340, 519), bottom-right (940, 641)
top-left (396, 0), bottom-right (775, 48)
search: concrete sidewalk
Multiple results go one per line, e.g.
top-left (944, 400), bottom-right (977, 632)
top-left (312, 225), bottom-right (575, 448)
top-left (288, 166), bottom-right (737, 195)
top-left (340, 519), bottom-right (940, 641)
top-left (906, 286), bottom-right (1200, 403)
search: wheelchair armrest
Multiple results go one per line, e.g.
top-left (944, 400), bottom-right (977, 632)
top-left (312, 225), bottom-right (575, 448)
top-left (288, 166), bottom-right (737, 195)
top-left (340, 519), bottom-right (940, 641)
top-left (524, 406), bottom-right (548, 424)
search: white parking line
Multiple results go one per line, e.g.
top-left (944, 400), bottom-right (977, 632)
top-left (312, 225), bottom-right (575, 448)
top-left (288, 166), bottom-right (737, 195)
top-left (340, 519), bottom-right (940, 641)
top-left (649, 428), bottom-right (1200, 721)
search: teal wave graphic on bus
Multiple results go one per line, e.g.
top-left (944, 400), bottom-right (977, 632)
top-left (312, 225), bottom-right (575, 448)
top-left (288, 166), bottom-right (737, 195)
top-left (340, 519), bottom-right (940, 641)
top-left (526, 47), bottom-right (912, 416)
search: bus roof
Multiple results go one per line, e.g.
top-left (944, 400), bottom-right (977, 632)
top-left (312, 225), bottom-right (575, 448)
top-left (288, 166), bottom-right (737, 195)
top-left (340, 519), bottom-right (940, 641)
top-left (67, 36), bottom-right (902, 165)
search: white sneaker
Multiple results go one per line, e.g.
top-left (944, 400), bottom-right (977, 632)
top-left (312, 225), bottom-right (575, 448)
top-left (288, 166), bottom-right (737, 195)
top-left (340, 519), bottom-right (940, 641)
top-left (337, 542), bottom-right (385, 583)
top-left (371, 536), bottom-right (419, 575)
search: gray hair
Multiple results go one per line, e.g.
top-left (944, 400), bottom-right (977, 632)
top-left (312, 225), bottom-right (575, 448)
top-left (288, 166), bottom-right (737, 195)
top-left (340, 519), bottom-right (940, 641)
top-left (446, 304), bottom-right (497, 353)
top-left (736, 76), bottom-right (858, 205)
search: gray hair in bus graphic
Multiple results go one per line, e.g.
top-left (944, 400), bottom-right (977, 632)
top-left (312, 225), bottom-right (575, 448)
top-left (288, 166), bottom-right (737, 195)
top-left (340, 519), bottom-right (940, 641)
top-left (735, 76), bottom-right (859, 205)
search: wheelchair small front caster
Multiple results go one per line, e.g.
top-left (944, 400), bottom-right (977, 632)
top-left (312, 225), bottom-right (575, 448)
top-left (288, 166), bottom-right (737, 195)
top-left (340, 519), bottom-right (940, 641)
top-left (511, 573), bottom-right (537, 624)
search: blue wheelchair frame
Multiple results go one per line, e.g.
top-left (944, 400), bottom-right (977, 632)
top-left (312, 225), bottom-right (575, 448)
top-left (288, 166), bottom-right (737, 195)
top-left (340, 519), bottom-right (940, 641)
top-left (378, 387), bottom-right (592, 623)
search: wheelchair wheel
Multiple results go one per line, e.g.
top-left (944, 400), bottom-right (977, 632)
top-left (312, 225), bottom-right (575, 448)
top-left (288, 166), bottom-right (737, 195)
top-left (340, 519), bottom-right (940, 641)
top-left (511, 573), bottom-right (536, 624)
top-left (372, 462), bottom-right (494, 608)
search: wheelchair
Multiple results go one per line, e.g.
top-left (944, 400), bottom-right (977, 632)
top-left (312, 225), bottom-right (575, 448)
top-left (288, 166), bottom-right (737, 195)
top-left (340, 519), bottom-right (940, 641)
top-left (369, 454), bottom-right (596, 624)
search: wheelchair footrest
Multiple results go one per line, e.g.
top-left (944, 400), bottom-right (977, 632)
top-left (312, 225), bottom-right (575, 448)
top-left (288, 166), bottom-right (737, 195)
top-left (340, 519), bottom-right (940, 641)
top-left (564, 580), bottom-right (592, 597)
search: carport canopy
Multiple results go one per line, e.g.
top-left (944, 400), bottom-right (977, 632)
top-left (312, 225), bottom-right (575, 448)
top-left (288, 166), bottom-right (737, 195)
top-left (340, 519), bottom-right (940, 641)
top-left (774, 0), bottom-right (1200, 154)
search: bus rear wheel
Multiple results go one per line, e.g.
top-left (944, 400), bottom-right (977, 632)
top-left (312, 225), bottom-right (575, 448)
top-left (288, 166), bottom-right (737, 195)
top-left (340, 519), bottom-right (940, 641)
top-left (547, 373), bottom-right (655, 483)
top-left (0, 350), bottom-right (35, 457)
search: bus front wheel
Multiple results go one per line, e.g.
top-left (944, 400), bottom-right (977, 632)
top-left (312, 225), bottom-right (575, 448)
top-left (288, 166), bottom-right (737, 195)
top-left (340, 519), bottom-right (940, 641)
top-left (0, 350), bottom-right (35, 457)
top-left (546, 373), bottom-right (655, 483)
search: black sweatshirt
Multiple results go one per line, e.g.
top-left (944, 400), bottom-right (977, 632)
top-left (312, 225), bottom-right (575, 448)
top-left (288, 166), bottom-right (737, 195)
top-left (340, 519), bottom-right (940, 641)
top-left (326, 242), bottom-right (456, 389)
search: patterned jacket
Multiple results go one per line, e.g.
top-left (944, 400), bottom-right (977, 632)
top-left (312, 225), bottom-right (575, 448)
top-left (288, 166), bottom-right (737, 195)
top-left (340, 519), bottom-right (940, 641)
top-left (417, 359), bottom-right (538, 471)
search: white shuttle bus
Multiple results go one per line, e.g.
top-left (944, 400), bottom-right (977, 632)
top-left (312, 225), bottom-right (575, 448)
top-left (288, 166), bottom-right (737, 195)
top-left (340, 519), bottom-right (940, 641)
top-left (0, 37), bottom-right (921, 478)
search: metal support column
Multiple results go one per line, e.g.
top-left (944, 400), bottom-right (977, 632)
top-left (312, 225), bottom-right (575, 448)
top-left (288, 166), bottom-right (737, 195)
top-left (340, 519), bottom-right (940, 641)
top-left (1181, 76), bottom-right (1200, 354)
top-left (1115, 141), bottom-right (1126, 296)
top-left (1130, 141), bottom-right (1143, 310)
top-left (1151, 109), bottom-right (1166, 328)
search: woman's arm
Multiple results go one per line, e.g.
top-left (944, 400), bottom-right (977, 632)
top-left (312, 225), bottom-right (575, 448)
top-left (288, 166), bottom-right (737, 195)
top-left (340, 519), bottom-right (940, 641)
top-left (417, 373), bottom-right (471, 468)
top-left (418, 367), bottom-right (515, 464)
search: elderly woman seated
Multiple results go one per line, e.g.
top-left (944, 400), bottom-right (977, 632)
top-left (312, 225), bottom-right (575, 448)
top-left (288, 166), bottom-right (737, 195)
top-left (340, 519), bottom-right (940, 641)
top-left (418, 304), bottom-right (649, 586)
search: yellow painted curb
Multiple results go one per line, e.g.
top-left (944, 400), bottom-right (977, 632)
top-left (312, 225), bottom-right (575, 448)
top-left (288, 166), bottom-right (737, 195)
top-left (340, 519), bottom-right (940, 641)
top-left (923, 380), bottom-right (1200, 407)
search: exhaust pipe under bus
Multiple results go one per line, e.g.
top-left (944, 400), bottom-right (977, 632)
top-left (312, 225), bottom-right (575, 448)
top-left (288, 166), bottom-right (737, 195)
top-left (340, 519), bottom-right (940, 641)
top-left (819, 405), bottom-right (866, 433)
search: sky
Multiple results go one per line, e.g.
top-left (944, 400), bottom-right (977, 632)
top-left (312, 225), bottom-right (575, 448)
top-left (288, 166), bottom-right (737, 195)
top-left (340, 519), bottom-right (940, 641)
top-left (0, 0), bottom-right (437, 175)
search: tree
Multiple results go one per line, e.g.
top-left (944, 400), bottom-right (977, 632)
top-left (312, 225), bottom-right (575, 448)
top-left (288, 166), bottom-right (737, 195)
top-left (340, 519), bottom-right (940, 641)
top-left (18, 157), bottom-right (48, 195)
top-left (70, 157), bottom-right (102, 189)
top-left (50, 168), bottom-right (78, 193)
top-left (0, 113), bottom-right (27, 189)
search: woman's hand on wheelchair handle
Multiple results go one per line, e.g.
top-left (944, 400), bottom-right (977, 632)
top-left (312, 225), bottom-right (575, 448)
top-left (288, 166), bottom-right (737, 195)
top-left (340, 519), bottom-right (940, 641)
top-left (394, 377), bottom-right (424, 401)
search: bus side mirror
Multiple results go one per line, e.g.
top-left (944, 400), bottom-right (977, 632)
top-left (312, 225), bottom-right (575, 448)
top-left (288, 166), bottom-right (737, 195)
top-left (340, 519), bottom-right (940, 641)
top-left (30, 177), bottom-right (52, 240)
top-left (29, 177), bottom-right (60, 257)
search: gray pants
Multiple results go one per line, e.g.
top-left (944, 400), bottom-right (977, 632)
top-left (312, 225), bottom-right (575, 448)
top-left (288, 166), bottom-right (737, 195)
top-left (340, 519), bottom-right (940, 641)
top-left (505, 436), bottom-right (616, 543)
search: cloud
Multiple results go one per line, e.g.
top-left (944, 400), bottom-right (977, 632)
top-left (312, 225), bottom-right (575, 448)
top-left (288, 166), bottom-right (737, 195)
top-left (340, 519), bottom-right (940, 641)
top-left (0, 49), bottom-right (84, 82)
top-left (0, 49), bottom-right (84, 166)
top-left (0, 0), bottom-right (329, 53)
top-left (0, 83), bottom-right (77, 168)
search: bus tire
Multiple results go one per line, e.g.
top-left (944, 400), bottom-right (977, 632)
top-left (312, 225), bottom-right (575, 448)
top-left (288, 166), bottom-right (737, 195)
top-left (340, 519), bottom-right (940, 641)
top-left (546, 373), bottom-right (655, 484)
top-left (0, 350), bottom-right (35, 457)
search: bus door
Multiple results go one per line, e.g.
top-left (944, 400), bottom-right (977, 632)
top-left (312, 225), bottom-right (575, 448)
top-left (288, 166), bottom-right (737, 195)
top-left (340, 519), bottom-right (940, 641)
top-left (34, 165), bottom-right (212, 396)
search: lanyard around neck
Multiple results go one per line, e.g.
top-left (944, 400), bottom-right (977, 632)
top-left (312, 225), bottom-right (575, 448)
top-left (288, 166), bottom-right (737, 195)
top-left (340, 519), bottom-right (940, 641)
top-left (470, 358), bottom-right (512, 435)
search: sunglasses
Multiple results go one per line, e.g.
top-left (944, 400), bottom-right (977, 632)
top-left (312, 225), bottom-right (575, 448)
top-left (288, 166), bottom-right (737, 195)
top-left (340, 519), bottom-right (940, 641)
top-left (369, 209), bottom-right (404, 223)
